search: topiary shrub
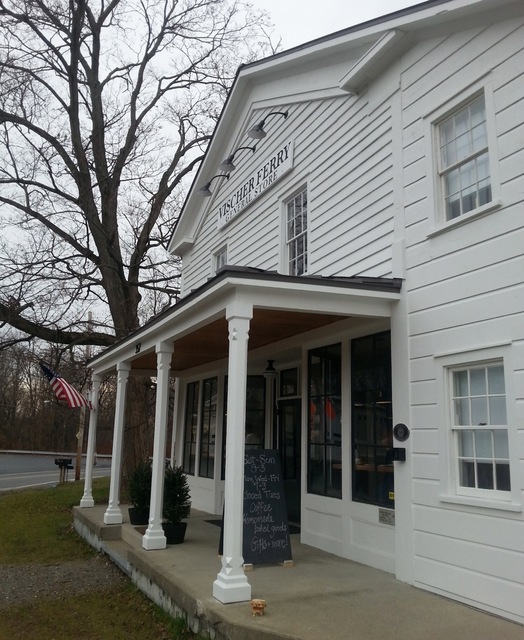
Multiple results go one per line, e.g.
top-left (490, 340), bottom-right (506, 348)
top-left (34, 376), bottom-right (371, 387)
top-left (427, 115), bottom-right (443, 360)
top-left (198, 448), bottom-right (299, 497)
top-left (163, 464), bottom-right (191, 524)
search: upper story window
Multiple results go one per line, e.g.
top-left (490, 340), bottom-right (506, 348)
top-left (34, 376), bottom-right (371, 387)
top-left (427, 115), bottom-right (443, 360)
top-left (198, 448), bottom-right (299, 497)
top-left (286, 188), bottom-right (308, 276)
top-left (451, 363), bottom-right (510, 497)
top-left (214, 246), bottom-right (227, 273)
top-left (438, 94), bottom-right (491, 221)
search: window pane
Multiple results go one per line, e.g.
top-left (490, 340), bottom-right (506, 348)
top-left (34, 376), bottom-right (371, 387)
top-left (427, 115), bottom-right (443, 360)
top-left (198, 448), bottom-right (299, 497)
top-left (471, 397), bottom-right (488, 425)
top-left (469, 96), bottom-right (485, 126)
top-left (488, 365), bottom-right (505, 394)
top-left (493, 430), bottom-right (509, 458)
top-left (495, 463), bottom-right (511, 491)
top-left (441, 118), bottom-right (454, 144)
top-left (454, 398), bottom-right (470, 425)
top-left (477, 152), bottom-right (490, 181)
top-left (454, 109), bottom-right (469, 138)
top-left (472, 123), bottom-right (487, 153)
top-left (444, 168), bottom-right (460, 198)
top-left (477, 462), bottom-right (494, 489)
top-left (453, 370), bottom-right (469, 396)
top-left (489, 396), bottom-right (507, 425)
top-left (459, 460), bottom-right (475, 487)
top-left (460, 160), bottom-right (476, 191)
top-left (475, 430), bottom-right (492, 458)
top-left (459, 430), bottom-right (474, 457)
top-left (456, 131), bottom-right (471, 161)
top-left (470, 368), bottom-right (486, 395)
top-left (446, 196), bottom-right (461, 220)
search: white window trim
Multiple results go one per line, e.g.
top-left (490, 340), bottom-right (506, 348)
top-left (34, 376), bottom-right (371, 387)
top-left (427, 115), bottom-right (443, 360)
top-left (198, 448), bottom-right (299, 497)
top-left (424, 74), bottom-right (501, 234)
top-left (435, 345), bottom-right (521, 512)
top-left (212, 244), bottom-right (228, 275)
top-left (281, 183), bottom-right (309, 276)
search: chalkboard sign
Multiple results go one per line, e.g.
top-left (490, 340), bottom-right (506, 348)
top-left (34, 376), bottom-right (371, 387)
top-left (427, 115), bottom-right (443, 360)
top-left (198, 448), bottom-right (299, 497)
top-left (219, 449), bottom-right (293, 566)
top-left (243, 449), bottom-right (292, 565)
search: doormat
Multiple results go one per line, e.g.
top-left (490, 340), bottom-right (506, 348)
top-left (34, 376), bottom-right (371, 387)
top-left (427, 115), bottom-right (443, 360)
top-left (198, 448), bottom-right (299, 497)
top-left (205, 519), bottom-right (300, 535)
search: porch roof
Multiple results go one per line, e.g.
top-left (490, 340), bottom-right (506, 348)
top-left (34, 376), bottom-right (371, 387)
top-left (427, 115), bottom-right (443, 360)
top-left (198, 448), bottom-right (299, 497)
top-left (89, 267), bottom-right (402, 376)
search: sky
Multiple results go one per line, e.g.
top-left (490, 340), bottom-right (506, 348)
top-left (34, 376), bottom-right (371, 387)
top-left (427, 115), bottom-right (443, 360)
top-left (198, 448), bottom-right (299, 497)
top-left (251, 0), bottom-right (427, 49)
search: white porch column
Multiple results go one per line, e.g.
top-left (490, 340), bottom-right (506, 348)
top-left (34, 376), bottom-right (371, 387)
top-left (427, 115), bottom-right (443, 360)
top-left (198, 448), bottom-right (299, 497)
top-left (80, 373), bottom-right (102, 508)
top-left (143, 341), bottom-right (173, 550)
top-left (213, 306), bottom-right (252, 604)
top-left (104, 362), bottom-right (130, 525)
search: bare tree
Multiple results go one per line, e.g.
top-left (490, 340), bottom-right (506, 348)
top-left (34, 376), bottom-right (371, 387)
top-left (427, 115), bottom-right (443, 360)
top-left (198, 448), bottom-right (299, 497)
top-left (0, 0), bottom-right (275, 349)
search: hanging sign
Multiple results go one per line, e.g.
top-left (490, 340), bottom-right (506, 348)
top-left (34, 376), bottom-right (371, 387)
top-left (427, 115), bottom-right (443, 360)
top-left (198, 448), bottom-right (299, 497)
top-left (216, 140), bottom-right (294, 230)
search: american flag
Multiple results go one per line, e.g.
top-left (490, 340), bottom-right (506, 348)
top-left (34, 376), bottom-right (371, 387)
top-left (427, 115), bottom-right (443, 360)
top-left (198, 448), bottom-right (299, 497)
top-left (40, 362), bottom-right (91, 409)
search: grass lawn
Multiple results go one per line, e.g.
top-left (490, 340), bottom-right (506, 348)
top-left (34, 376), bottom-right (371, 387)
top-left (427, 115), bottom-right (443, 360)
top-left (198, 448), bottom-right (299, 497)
top-left (0, 479), bottom-right (201, 640)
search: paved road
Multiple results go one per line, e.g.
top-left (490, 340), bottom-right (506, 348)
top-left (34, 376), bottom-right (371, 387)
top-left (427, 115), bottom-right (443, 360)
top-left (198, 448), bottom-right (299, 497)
top-left (0, 452), bottom-right (111, 492)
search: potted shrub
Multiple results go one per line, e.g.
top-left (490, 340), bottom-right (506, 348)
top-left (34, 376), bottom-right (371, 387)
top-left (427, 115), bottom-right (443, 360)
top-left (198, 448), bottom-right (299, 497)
top-left (162, 463), bottom-right (191, 544)
top-left (127, 460), bottom-right (152, 526)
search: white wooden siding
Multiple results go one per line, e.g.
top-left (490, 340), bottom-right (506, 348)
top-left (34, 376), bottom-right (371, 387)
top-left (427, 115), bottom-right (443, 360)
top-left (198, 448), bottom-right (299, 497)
top-left (401, 14), bottom-right (524, 622)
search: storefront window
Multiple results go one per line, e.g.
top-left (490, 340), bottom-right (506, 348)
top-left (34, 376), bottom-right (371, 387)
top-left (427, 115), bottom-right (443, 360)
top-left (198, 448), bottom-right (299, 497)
top-left (182, 381), bottom-right (199, 475)
top-left (199, 377), bottom-right (217, 479)
top-left (351, 332), bottom-right (393, 508)
top-left (221, 375), bottom-right (266, 479)
top-left (307, 344), bottom-right (342, 498)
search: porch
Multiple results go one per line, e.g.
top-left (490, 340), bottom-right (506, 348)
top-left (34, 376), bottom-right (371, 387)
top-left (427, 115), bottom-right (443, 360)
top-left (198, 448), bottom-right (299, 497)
top-left (73, 504), bottom-right (523, 640)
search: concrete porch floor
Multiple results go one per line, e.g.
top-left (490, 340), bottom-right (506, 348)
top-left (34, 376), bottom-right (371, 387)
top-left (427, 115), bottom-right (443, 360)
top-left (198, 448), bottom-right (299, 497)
top-left (73, 505), bottom-right (523, 640)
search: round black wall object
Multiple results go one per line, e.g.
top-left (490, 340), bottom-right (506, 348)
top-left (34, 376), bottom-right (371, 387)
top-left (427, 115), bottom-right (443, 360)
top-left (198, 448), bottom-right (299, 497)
top-left (393, 423), bottom-right (410, 442)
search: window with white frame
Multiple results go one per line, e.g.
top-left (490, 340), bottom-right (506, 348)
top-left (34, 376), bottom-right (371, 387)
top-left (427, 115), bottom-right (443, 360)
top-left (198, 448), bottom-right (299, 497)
top-left (438, 93), bottom-right (492, 221)
top-left (214, 246), bottom-right (227, 273)
top-left (286, 188), bottom-right (307, 276)
top-left (450, 362), bottom-right (511, 497)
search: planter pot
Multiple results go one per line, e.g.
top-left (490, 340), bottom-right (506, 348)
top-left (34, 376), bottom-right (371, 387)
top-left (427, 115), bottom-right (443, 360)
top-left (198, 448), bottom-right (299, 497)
top-left (162, 521), bottom-right (187, 544)
top-left (128, 506), bottom-right (150, 526)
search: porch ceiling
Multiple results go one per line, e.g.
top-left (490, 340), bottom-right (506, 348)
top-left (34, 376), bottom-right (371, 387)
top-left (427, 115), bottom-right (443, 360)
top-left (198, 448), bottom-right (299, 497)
top-left (130, 309), bottom-right (347, 372)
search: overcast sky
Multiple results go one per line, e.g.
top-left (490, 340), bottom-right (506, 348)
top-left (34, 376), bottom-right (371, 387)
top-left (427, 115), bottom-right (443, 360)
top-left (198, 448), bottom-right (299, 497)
top-left (252, 0), bottom-right (427, 49)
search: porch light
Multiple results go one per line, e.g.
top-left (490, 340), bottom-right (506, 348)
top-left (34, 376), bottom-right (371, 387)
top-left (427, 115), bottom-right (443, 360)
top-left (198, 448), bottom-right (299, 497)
top-left (218, 145), bottom-right (257, 172)
top-left (197, 173), bottom-right (229, 197)
top-left (264, 360), bottom-right (277, 379)
top-left (247, 110), bottom-right (288, 139)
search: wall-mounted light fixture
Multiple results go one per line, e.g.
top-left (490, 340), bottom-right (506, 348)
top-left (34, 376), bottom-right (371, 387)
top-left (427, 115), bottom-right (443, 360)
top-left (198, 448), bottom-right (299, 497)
top-left (218, 145), bottom-right (257, 172)
top-left (197, 173), bottom-right (229, 197)
top-left (247, 110), bottom-right (288, 139)
top-left (264, 360), bottom-right (277, 378)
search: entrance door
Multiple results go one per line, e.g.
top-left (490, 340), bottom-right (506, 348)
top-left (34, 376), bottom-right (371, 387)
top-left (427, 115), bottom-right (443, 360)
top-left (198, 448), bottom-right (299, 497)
top-left (277, 399), bottom-right (301, 524)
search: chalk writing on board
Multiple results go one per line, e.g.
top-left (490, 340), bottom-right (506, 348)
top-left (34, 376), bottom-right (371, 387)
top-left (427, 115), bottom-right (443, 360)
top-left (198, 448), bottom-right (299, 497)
top-left (242, 449), bottom-right (292, 565)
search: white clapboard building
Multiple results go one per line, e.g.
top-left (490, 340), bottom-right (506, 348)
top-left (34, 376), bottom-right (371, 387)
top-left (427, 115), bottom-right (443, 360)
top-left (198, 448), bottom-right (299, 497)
top-left (82, 0), bottom-right (524, 624)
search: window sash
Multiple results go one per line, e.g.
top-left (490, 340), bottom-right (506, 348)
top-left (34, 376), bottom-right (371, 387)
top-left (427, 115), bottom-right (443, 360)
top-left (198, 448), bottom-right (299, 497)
top-left (286, 189), bottom-right (308, 276)
top-left (198, 377), bottom-right (217, 479)
top-left (438, 95), bottom-right (491, 220)
top-left (307, 343), bottom-right (342, 498)
top-left (214, 247), bottom-right (227, 272)
top-left (450, 364), bottom-right (510, 496)
top-left (182, 381), bottom-right (200, 475)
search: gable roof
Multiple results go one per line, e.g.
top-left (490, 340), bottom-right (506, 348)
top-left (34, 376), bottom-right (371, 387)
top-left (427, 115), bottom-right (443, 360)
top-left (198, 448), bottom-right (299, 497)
top-left (167, 0), bottom-right (519, 255)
